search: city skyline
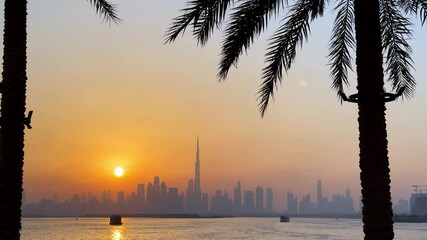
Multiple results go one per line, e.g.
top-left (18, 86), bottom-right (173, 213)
top-left (23, 137), bottom-right (408, 215)
top-left (23, 135), bottom-right (415, 217)
top-left (24, 176), bottom-right (416, 217)
top-left (22, 136), bottom-right (364, 212)
top-left (22, 175), bottom-right (364, 216)
top-left (10, 1), bottom-right (427, 211)
top-left (22, 135), bottom-right (418, 212)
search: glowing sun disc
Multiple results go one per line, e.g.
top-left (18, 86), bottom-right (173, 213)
top-left (114, 166), bottom-right (124, 177)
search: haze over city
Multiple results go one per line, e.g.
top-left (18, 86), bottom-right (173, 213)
top-left (22, 137), bottom-right (361, 214)
top-left (8, 0), bottom-right (427, 212)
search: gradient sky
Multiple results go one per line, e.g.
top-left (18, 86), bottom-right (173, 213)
top-left (1, 0), bottom-right (427, 211)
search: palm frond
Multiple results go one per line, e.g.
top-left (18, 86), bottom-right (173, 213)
top-left (419, 0), bottom-right (427, 24)
top-left (380, 0), bottom-right (415, 98)
top-left (165, 1), bottom-right (206, 43)
top-left (165, 0), bottom-right (233, 44)
top-left (328, 0), bottom-right (355, 100)
top-left (87, 0), bottom-right (121, 24)
top-left (218, 0), bottom-right (284, 79)
top-left (193, 0), bottom-right (234, 46)
top-left (258, 0), bottom-right (324, 116)
top-left (310, 0), bottom-right (328, 18)
top-left (397, 0), bottom-right (416, 12)
top-left (398, 0), bottom-right (427, 25)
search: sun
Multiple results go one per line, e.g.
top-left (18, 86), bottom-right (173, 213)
top-left (114, 166), bottom-right (124, 178)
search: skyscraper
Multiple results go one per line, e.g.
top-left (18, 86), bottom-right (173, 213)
top-left (317, 180), bottom-right (328, 213)
top-left (146, 177), bottom-right (162, 212)
top-left (186, 179), bottom-right (194, 212)
top-left (317, 180), bottom-right (322, 205)
top-left (186, 136), bottom-right (203, 213)
top-left (136, 183), bottom-right (145, 206)
top-left (117, 191), bottom-right (125, 206)
top-left (202, 193), bottom-right (209, 213)
top-left (168, 187), bottom-right (184, 213)
top-left (233, 180), bottom-right (242, 214)
top-left (243, 190), bottom-right (255, 214)
top-left (266, 187), bottom-right (273, 213)
top-left (154, 176), bottom-right (160, 197)
top-left (194, 135), bottom-right (202, 210)
top-left (287, 191), bottom-right (298, 214)
top-left (255, 186), bottom-right (265, 213)
top-left (160, 182), bottom-right (168, 213)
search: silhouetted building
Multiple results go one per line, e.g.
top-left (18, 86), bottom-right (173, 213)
top-left (211, 190), bottom-right (233, 214)
top-left (71, 194), bottom-right (80, 205)
top-left (194, 136), bottom-right (202, 209)
top-left (117, 191), bottom-right (125, 208)
top-left (328, 188), bottom-right (354, 214)
top-left (255, 186), bottom-right (265, 213)
top-left (202, 193), bottom-right (209, 213)
top-left (393, 199), bottom-right (409, 214)
top-left (234, 180), bottom-right (242, 214)
top-left (147, 183), bottom-right (154, 211)
top-left (136, 183), bottom-right (145, 206)
top-left (266, 187), bottom-right (273, 213)
top-left (147, 176), bottom-right (162, 212)
top-left (299, 194), bottom-right (315, 214)
top-left (186, 179), bottom-right (195, 212)
top-left (243, 191), bottom-right (255, 213)
top-left (287, 191), bottom-right (298, 214)
top-left (80, 192), bottom-right (86, 204)
top-left (168, 187), bottom-right (184, 213)
top-left (154, 176), bottom-right (160, 202)
top-left (102, 191), bottom-right (107, 202)
top-left (410, 193), bottom-right (427, 215)
top-left (186, 136), bottom-right (203, 213)
top-left (102, 190), bottom-right (112, 203)
top-left (160, 182), bottom-right (168, 213)
top-left (316, 180), bottom-right (328, 214)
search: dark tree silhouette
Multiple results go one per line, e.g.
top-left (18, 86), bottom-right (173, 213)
top-left (0, 1), bottom-right (119, 239)
top-left (166, 0), bottom-right (426, 239)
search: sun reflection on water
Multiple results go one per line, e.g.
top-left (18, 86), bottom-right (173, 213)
top-left (111, 226), bottom-right (123, 240)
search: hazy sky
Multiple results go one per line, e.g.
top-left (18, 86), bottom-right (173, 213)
top-left (2, 0), bottom-right (427, 211)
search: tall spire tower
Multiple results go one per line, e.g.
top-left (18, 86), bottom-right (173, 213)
top-left (194, 135), bottom-right (201, 203)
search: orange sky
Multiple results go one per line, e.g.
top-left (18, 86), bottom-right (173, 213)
top-left (3, 0), bottom-right (426, 211)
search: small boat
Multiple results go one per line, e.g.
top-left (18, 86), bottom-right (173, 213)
top-left (109, 215), bottom-right (123, 225)
top-left (280, 216), bottom-right (290, 222)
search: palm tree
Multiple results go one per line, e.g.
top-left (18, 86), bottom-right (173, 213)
top-left (166, 0), bottom-right (426, 239)
top-left (0, 0), bottom-right (119, 239)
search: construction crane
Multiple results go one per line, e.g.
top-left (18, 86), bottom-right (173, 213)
top-left (412, 185), bottom-right (427, 194)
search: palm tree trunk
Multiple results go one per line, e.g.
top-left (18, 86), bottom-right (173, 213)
top-left (0, 0), bottom-right (28, 239)
top-left (354, 0), bottom-right (394, 239)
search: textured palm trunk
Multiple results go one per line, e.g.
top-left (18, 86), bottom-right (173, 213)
top-left (354, 0), bottom-right (394, 239)
top-left (0, 0), bottom-right (28, 239)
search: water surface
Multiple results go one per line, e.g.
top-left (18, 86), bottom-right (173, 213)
top-left (21, 217), bottom-right (427, 240)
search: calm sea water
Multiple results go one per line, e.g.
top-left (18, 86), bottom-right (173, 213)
top-left (21, 217), bottom-right (427, 240)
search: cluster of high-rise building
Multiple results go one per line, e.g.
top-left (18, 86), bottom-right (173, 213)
top-left (22, 137), bottom-right (276, 216)
top-left (22, 137), bottom-right (362, 217)
top-left (286, 180), bottom-right (355, 215)
top-left (208, 181), bottom-right (275, 215)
